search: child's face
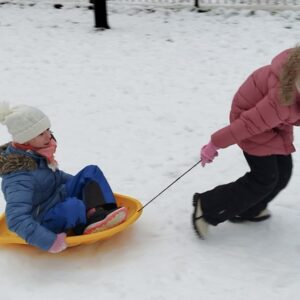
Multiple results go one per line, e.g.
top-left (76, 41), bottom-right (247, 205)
top-left (25, 129), bottom-right (52, 148)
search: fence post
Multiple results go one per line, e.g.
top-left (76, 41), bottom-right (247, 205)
top-left (94, 0), bottom-right (110, 29)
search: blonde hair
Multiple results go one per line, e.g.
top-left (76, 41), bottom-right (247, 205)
top-left (279, 46), bottom-right (300, 106)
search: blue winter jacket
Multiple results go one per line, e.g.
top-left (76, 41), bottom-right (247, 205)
top-left (0, 143), bottom-right (73, 250)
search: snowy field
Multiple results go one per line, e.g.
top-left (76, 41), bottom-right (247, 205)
top-left (0, 2), bottom-right (300, 299)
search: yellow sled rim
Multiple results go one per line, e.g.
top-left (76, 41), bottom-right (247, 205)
top-left (0, 193), bottom-right (142, 248)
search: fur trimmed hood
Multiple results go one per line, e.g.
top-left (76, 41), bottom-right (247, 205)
top-left (0, 143), bottom-right (37, 176)
top-left (274, 47), bottom-right (300, 105)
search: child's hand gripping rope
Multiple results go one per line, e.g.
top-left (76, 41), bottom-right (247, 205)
top-left (200, 141), bottom-right (219, 167)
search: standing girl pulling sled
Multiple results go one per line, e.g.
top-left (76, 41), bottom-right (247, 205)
top-left (193, 47), bottom-right (300, 238)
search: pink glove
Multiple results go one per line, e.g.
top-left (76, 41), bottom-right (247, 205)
top-left (200, 141), bottom-right (219, 167)
top-left (48, 233), bottom-right (67, 253)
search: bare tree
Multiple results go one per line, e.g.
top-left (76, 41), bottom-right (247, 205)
top-left (93, 0), bottom-right (110, 29)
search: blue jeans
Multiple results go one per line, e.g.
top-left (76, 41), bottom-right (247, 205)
top-left (41, 165), bottom-right (116, 233)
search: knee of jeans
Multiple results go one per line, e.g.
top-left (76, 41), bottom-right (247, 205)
top-left (83, 165), bottom-right (103, 176)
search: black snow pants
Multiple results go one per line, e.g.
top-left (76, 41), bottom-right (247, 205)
top-left (199, 152), bottom-right (293, 226)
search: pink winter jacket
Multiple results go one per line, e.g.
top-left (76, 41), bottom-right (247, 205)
top-left (211, 49), bottom-right (300, 156)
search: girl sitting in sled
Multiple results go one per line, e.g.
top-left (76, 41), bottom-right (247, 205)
top-left (0, 103), bottom-right (128, 253)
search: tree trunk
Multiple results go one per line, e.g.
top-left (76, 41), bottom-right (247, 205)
top-left (94, 0), bottom-right (110, 29)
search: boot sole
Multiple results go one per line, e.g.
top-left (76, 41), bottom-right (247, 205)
top-left (83, 207), bottom-right (128, 235)
top-left (229, 214), bottom-right (271, 223)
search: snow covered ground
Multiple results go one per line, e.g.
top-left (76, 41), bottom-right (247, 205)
top-left (0, 2), bottom-right (300, 299)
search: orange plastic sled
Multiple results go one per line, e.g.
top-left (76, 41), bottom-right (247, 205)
top-left (0, 193), bottom-right (142, 248)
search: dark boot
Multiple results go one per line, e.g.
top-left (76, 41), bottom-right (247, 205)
top-left (83, 180), bottom-right (106, 210)
top-left (82, 181), bottom-right (128, 234)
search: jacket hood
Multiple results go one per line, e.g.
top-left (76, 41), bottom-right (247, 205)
top-left (0, 143), bottom-right (38, 176)
top-left (270, 49), bottom-right (291, 77)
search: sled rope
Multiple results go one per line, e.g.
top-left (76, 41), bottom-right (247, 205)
top-left (138, 160), bottom-right (201, 212)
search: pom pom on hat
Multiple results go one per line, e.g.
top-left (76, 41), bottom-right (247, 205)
top-left (0, 102), bottom-right (51, 144)
top-left (0, 102), bottom-right (13, 124)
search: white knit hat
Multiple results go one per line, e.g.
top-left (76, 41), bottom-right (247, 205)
top-left (0, 102), bottom-right (51, 144)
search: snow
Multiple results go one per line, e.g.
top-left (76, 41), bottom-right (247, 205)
top-left (0, 2), bottom-right (300, 299)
